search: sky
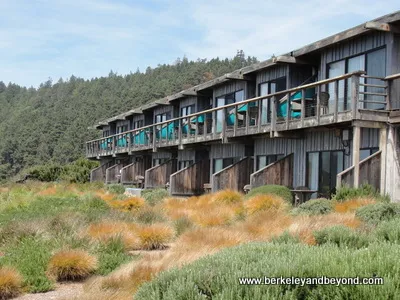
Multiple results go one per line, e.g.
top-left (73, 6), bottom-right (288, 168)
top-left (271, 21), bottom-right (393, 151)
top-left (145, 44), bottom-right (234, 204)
top-left (0, 0), bottom-right (399, 88)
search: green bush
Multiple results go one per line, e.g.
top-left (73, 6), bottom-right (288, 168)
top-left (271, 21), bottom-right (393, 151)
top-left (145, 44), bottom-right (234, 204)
top-left (61, 158), bottom-right (99, 183)
top-left (313, 225), bottom-right (371, 249)
top-left (375, 219), bottom-right (400, 243)
top-left (355, 202), bottom-right (400, 225)
top-left (270, 231), bottom-right (300, 244)
top-left (106, 184), bottom-right (125, 195)
top-left (26, 164), bottom-right (63, 182)
top-left (332, 184), bottom-right (389, 202)
top-left (292, 198), bottom-right (332, 215)
top-left (246, 185), bottom-right (292, 204)
top-left (136, 242), bottom-right (398, 299)
top-left (173, 217), bottom-right (194, 236)
top-left (142, 189), bottom-right (169, 206)
top-left (95, 238), bottom-right (133, 276)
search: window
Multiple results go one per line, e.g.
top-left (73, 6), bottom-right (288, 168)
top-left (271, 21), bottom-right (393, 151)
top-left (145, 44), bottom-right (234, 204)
top-left (215, 90), bottom-right (244, 133)
top-left (360, 147), bottom-right (379, 160)
top-left (102, 130), bottom-right (110, 137)
top-left (256, 154), bottom-right (284, 170)
top-left (213, 157), bottom-right (239, 173)
top-left (179, 160), bottom-right (194, 170)
top-left (327, 47), bottom-right (386, 112)
top-left (133, 120), bottom-right (144, 129)
top-left (153, 158), bottom-right (168, 167)
top-left (258, 77), bottom-right (287, 124)
top-left (307, 151), bottom-right (344, 198)
top-left (181, 105), bottom-right (195, 117)
top-left (117, 125), bottom-right (128, 134)
top-left (155, 113), bottom-right (168, 124)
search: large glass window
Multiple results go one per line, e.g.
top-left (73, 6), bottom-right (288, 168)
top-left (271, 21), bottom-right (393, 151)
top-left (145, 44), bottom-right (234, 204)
top-left (307, 151), bottom-right (344, 198)
top-left (256, 154), bottom-right (284, 170)
top-left (327, 47), bottom-right (386, 112)
top-left (214, 90), bottom-right (244, 133)
top-left (258, 77), bottom-right (287, 124)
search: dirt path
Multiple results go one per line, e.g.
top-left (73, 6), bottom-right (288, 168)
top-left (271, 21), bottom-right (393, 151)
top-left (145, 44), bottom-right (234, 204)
top-left (15, 282), bottom-right (84, 300)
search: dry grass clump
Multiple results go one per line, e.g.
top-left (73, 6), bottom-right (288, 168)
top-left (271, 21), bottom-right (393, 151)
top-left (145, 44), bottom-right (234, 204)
top-left (95, 191), bottom-right (116, 202)
top-left (109, 197), bottom-right (145, 212)
top-left (47, 250), bottom-right (98, 281)
top-left (245, 194), bottom-right (287, 215)
top-left (37, 186), bottom-right (57, 196)
top-left (334, 197), bottom-right (376, 213)
top-left (0, 267), bottom-right (22, 300)
top-left (86, 222), bottom-right (139, 250)
top-left (191, 206), bottom-right (237, 227)
top-left (136, 224), bottom-right (173, 250)
top-left (211, 190), bottom-right (243, 204)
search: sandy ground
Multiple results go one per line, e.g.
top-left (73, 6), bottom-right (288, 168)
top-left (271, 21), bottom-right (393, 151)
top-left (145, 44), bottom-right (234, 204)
top-left (15, 282), bottom-right (84, 300)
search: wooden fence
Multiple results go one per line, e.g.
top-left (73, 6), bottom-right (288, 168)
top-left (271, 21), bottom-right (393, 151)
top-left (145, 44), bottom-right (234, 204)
top-left (105, 164), bottom-right (123, 184)
top-left (250, 153), bottom-right (294, 188)
top-left (211, 157), bottom-right (254, 193)
top-left (145, 159), bottom-right (177, 189)
top-left (90, 162), bottom-right (113, 182)
top-left (170, 159), bottom-right (210, 196)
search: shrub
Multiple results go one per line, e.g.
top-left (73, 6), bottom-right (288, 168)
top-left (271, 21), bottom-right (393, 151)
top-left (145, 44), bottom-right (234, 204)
top-left (110, 197), bottom-right (145, 211)
top-left (96, 238), bottom-right (133, 276)
top-left (142, 189), bottom-right (169, 206)
top-left (270, 231), bottom-right (300, 244)
top-left (136, 224), bottom-right (173, 250)
top-left (26, 164), bottom-right (63, 182)
top-left (355, 202), bottom-right (400, 224)
top-left (47, 250), bottom-right (98, 281)
top-left (173, 217), bottom-right (194, 236)
top-left (332, 184), bottom-right (389, 202)
top-left (245, 194), bottom-right (286, 215)
top-left (212, 190), bottom-right (243, 203)
top-left (246, 185), bottom-right (292, 204)
top-left (106, 184), bottom-right (125, 195)
top-left (61, 158), bottom-right (99, 183)
top-left (375, 219), bottom-right (400, 243)
top-left (0, 267), bottom-right (22, 300)
top-left (136, 242), bottom-right (400, 299)
top-left (292, 198), bottom-right (333, 215)
top-left (313, 225), bottom-right (370, 249)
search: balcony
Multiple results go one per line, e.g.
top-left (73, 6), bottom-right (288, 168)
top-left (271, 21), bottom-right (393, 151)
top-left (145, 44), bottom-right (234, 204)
top-left (86, 71), bottom-right (392, 158)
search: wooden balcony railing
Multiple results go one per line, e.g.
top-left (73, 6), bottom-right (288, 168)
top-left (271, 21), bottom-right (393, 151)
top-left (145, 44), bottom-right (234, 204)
top-left (211, 157), bottom-right (254, 193)
top-left (86, 71), bottom-right (395, 158)
top-left (170, 159), bottom-right (210, 196)
top-left (336, 150), bottom-right (381, 190)
top-left (250, 153), bottom-right (293, 189)
top-left (144, 159), bottom-right (177, 189)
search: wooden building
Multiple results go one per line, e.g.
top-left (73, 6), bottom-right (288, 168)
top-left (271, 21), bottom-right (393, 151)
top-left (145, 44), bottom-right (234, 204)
top-left (86, 11), bottom-right (400, 202)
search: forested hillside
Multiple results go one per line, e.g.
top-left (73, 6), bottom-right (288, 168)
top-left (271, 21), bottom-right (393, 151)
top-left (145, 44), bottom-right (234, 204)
top-left (0, 53), bottom-right (258, 179)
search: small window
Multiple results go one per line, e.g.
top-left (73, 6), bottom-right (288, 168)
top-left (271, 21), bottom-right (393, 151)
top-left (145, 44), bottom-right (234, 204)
top-left (256, 154), bottom-right (284, 170)
top-left (179, 160), bottom-right (194, 170)
top-left (360, 147), bottom-right (379, 160)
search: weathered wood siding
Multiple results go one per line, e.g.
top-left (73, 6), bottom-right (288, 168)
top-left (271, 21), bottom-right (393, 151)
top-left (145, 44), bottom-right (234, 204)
top-left (319, 31), bottom-right (387, 80)
top-left (213, 80), bottom-right (247, 98)
top-left (145, 159), bottom-right (177, 189)
top-left (385, 126), bottom-right (400, 202)
top-left (256, 65), bottom-right (287, 90)
top-left (152, 151), bottom-right (172, 163)
top-left (179, 96), bottom-right (197, 111)
top-left (105, 164), bottom-right (122, 184)
top-left (178, 149), bottom-right (196, 162)
top-left (254, 128), bottom-right (379, 188)
top-left (250, 154), bottom-right (293, 188)
top-left (120, 156), bottom-right (151, 184)
top-left (211, 157), bottom-right (253, 192)
top-left (170, 159), bottom-right (210, 196)
top-left (90, 161), bottom-right (113, 182)
top-left (388, 33), bottom-right (400, 109)
top-left (153, 106), bottom-right (172, 122)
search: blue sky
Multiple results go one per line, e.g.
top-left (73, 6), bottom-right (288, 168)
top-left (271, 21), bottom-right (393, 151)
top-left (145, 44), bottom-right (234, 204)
top-left (0, 0), bottom-right (399, 87)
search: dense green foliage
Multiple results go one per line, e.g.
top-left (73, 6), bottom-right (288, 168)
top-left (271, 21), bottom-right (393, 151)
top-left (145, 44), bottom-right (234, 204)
top-left (142, 188), bottom-right (169, 206)
top-left (313, 225), bottom-right (370, 249)
top-left (246, 185), bottom-right (293, 204)
top-left (292, 198), bottom-right (333, 215)
top-left (136, 242), bottom-right (399, 299)
top-left (375, 219), bottom-right (400, 243)
top-left (332, 184), bottom-right (389, 202)
top-left (355, 202), bottom-right (400, 224)
top-left (25, 158), bottom-right (99, 183)
top-left (0, 54), bottom-right (257, 179)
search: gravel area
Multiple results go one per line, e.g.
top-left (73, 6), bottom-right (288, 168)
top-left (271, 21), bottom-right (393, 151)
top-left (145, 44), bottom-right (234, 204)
top-left (15, 282), bottom-right (84, 300)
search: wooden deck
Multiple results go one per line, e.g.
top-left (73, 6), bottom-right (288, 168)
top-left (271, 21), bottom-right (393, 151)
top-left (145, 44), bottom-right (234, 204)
top-left (86, 71), bottom-right (390, 159)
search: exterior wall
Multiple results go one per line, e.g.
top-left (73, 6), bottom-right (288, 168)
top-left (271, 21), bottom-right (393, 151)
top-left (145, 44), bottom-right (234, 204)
top-left (177, 149), bottom-right (196, 162)
top-left (319, 31), bottom-right (388, 80)
top-left (385, 126), bottom-right (400, 202)
top-left (116, 120), bottom-right (130, 130)
top-left (102, 125), bottom-right (111, 136)
top-left (153, 106), bottom-right (173, 122)
top-left (179, 96), bottom-right (197, 112)
top-left (152, 151), bottom-right (172, 166)
top-left (213, 80), bottom-right (247, 99)
top-left (256, 65), bottom-right (288, 91)
top-left (388, 33), bottom-right (400, 109)
top-left (254, 128), bottom-right (379, 188)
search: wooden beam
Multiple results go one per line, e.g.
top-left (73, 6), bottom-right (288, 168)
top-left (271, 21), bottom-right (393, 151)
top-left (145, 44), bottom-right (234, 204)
top-left (379, 127), bottom-right (387, 194)
top-left (365, 21), bottom-right (400, 33)
top-left (352, 120), bottom-right (386, 129)
top-left (272, 55), bottom-right (310, 65)
top-left (353, 126), bottom-right (361, 188)
top-left (181, 90), bottom-right (197, 96)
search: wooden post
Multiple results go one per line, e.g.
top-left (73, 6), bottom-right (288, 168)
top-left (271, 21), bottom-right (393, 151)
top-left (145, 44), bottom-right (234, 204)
top-left (351, 74), bottom-right (360, 119)
top-left (316, 85), bottom-right (321, 125)
top-left (270, 96), bottom-right (276, 137)
top-left (178, 119), bottom-right (182, 147)
top-left (286, 92), bottom-right (290, 130)
top-left (257, 99), bottom-right (262, 131)
top-left (234, 105), bottom-right (238, 136)
top-left (221, 108), bottom-right (227, 143)
top-left (353, 126), bottom-right (361, 188)
top-left (153, 125), bottom-right (157, 152)
top-left (245, 102), bottom-right (250, 135)
top-left (301, 89), bottom-right (305, 127)
top-left (334, 80), bottom-right (339, 122)
top-left (379, 126), bottom-right (387, 194)
top-left (203, 115), bottom-right (207, 139)
top-left (386, 80), bottom-right (391, 110)
top-left (128, 132), bottom-right (132, 154)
